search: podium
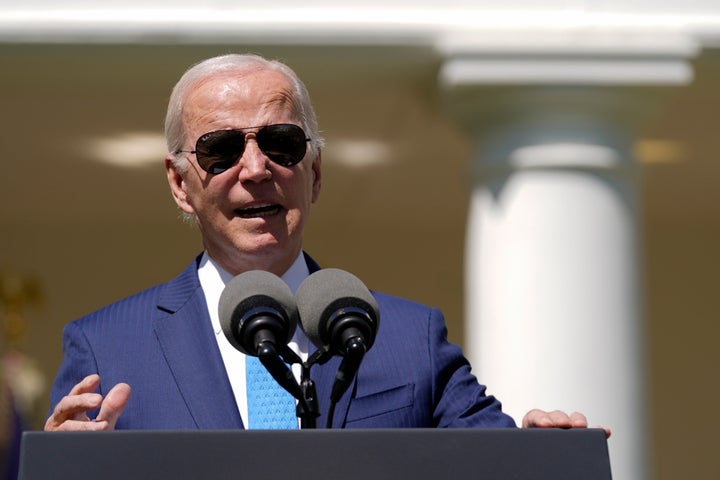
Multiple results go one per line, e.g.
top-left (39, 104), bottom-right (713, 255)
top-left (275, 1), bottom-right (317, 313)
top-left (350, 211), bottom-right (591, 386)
top-left (18, 428), bottom-right (611, 479)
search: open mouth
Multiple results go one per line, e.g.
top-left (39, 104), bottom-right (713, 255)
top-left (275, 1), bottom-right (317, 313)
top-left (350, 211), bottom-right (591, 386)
top-left (235, 204), bottom-right (283, 219)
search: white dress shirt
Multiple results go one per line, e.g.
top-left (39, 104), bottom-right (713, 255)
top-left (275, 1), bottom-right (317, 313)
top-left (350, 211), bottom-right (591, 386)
top-left (198, 251), bottom-right (311, 427)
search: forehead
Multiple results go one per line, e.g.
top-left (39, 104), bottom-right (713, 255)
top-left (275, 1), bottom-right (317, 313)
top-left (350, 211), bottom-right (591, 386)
top-left (182, 68), bottom-right (301, 132)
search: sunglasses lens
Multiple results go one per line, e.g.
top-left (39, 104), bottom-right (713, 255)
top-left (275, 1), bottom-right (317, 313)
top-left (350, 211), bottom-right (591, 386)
top-left (257, 124), bottom-right (308, 167)
top-left (195, 130), bottom-right (247, 174)
top-left (193, 124), bottom-right (309, 174)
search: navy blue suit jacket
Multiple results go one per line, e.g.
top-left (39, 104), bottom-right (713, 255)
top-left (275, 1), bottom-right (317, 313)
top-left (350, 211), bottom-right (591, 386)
top-left (49, 255), bottom-right (516, 429)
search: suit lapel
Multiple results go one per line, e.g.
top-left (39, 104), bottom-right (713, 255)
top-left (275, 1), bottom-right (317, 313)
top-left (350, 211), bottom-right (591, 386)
top-left (153, 258), bottom-right (243, 429)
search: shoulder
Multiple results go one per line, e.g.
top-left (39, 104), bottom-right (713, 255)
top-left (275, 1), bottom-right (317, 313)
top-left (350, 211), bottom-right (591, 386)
top-left (371, 290), bottom-right (442, 321)
top-left (70, 258), bottom-right (201, 330)
top-left (368, 290), bottom-right (446, 347)
top-left (72, 283), bottom-right (163, 326)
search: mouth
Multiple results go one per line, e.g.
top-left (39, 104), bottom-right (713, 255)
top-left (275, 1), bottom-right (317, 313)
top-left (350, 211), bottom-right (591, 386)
top-left (234, 204), bottom-right (283, 219)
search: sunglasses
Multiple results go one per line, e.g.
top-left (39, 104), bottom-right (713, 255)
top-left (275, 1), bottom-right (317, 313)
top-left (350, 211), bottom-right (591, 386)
top-left (175, 123), bottom-right (311, 174)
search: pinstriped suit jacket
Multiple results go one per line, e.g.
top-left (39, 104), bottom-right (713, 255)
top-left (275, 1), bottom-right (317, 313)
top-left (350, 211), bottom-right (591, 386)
top-left (49, 255), bottom-right (516, 429)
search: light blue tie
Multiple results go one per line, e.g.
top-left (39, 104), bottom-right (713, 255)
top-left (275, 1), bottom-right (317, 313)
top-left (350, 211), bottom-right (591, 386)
top-left (246, 355), bottom-right (298, 429)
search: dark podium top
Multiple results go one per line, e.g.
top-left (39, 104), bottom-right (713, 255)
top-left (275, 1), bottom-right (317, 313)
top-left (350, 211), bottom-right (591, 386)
top-left (19, 428), bottom-right (612, 480)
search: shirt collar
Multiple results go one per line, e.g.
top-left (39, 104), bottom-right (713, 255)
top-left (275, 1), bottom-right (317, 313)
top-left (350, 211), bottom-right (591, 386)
top-left (200, 250), bottom-right (310, 294)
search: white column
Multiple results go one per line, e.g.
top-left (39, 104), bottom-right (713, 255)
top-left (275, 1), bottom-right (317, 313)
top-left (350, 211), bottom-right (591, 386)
top-left (437, 33), bottom-right (696, 480)
top-left (464, 121), bottom-right (645, 480)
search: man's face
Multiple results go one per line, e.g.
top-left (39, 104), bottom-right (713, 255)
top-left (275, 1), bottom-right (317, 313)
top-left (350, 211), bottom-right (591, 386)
top-left (165, 68), bottom-right (322, 276)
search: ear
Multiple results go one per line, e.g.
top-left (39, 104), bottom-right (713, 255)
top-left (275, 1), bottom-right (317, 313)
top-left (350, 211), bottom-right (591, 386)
top-left (165, 155), bottom-right (195, 215)
top-left (311, 149), bottom-right (322, 203)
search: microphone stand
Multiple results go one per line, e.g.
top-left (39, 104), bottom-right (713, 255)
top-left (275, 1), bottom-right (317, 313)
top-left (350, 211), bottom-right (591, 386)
top-left (298, 363), bottom-right (319, 429)
top-left (297, 348), bottom-right (334, 429)
top-left (259, 342), bottom-right (319, 428)
top-left (259, 338), bottom-right (365, 429)
top-left (271, 344), bottom-right (340, 429)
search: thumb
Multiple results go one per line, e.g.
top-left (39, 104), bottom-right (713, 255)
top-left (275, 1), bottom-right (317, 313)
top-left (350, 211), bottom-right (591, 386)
top-left (96, 383), bottom-right (131, 429)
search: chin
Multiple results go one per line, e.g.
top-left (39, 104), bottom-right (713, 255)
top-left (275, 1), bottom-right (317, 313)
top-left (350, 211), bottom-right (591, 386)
top-left (239, 238), bottom-right (298, 266)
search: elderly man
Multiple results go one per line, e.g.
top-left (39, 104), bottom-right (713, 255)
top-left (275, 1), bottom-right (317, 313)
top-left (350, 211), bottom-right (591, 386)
top-left (45, 53), bottom-right (595, 433)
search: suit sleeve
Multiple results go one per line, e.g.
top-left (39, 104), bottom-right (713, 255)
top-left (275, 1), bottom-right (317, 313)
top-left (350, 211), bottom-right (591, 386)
top-left (428, 307), bottom-right (517, 428)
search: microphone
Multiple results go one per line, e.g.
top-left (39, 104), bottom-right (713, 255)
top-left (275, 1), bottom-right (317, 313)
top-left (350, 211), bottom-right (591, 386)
top-left (296, 269), bottom-right (380, 410)
top-left (218, 270), bottom-right (302, 399)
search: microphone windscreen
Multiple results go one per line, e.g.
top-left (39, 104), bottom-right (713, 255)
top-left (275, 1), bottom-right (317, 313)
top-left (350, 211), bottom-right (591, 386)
top-left (296, 268), bottom-right (380, 349)
top-left (218, 270), bottom-right (298, 355)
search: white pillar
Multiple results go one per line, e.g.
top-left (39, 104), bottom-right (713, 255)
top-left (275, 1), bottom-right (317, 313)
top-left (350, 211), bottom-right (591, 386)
top-left (465, 120), bottom-right (645, 480)
top-left (438, 36), bottom-right (696, 479)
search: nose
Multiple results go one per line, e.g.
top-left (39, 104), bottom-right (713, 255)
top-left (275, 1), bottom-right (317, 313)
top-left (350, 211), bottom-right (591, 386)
top-left (237, 136), bottom-right (271, 183)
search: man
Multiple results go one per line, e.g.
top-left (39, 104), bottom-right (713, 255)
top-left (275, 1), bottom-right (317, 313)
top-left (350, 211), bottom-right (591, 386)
top-left (45, 53), bottom-right (596, 433)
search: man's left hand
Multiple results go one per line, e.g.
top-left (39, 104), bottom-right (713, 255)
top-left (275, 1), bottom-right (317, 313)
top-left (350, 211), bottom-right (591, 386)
top-left (522, 409), bottom-right (611, 438)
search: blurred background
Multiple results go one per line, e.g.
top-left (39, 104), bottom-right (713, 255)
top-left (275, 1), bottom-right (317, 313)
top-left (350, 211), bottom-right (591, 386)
top-left (1, 2), bottom-right (719, 479)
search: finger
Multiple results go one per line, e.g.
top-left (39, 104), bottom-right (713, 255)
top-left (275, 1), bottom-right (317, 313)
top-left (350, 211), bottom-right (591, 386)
top-left (547, 410), bottom-right (575, 428)
top-left (68, 374), bottom-right (101, 396)
top-left (523, 409), bottom-right (586, 429)
top-left (45, 392), bottom-right (104, 430)
top-left (522, 409), bottom-right (553, 428)
top-left (545, 410), bottom-right (586, 429)
top-left (569, 411), bottom-right (588, 428)
top-left (96, 383), bottom-right (131, 429)
top-left (50, 419), bottom-right (111, 432)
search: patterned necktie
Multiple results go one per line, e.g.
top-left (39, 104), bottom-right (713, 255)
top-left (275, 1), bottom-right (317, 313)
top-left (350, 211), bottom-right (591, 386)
top-left (246, 355), bottom-right (298, 429)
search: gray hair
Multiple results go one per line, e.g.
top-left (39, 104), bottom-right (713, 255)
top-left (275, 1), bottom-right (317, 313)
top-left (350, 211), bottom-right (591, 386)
top-left (165, 53), bottom-right (324, 172)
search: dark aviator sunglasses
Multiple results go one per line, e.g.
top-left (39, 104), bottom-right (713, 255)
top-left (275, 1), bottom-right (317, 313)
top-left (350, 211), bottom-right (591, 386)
top-left (175, 123), bottom-right (311, 174)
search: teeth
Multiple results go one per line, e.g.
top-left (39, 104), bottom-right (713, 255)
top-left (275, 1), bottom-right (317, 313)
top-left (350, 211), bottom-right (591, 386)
top-left (236, 204), bottom-right (281, 218)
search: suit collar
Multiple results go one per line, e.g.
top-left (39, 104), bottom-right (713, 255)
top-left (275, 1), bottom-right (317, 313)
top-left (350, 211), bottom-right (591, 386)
top-left (303, 251), bottom-right (321, 274)
top-left (156, 255), bottom-right (203, 314)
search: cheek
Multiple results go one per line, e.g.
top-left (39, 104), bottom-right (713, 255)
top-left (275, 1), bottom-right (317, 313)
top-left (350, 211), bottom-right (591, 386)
top-left (186, 180), bottom-right (229, 220)
top-left (282, 167), bottom-right (316, 205)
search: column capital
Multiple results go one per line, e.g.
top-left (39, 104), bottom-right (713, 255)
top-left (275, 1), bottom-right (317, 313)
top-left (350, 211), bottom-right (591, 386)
top-left (436, 28), bottom-right (698, 89)
top-left (435, 29), bottom-right (699, 144)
